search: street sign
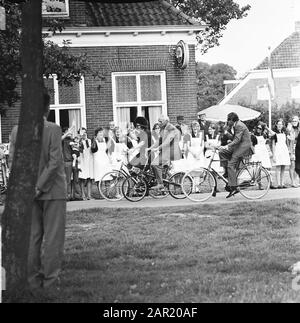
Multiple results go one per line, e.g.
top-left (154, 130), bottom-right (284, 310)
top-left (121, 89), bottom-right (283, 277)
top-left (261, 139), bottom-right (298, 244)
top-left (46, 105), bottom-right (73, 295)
top-left (0, 6), bottom-right (5, 31)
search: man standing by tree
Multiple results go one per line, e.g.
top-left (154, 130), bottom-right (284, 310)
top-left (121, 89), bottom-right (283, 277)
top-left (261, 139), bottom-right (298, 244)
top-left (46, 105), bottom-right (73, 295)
top-left (9, 92), bottom-right (67, 291)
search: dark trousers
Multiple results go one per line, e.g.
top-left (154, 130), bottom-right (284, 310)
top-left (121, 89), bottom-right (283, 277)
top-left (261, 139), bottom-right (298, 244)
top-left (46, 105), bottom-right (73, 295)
top-left (219, 149), bottom-right (241, 187)
top-left (152, 165), bottom-right (163, 184)
top-left (64, 162), bottom-right (72, 199)
top-left (28, 199), bottom-right (66, 289)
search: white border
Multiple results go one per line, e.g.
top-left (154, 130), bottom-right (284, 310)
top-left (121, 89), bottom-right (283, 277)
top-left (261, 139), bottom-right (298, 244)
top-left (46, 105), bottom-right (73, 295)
top-left (49, 75), bottom-right (86, 128)
top-left (112, 71), bottom-right (167, 126)
top-left (42, 0), bottom-right (69, 18)
top-left (44, 26), bottom-right (203, 47)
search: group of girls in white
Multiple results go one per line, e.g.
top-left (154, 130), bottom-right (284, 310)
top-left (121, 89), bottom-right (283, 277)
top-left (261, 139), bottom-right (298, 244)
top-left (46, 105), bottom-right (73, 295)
top-left (64, 114), bottom-right (300, 200)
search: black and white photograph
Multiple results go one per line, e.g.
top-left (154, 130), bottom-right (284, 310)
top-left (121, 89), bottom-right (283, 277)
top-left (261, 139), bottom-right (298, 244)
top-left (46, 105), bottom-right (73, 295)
top-left (0, 0), bottom-right (300, 305)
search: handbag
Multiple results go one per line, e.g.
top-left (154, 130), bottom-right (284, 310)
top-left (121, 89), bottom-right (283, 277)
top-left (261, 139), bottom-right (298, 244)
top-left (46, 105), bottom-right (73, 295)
top-left (91, 138), bottom-right (98, 153)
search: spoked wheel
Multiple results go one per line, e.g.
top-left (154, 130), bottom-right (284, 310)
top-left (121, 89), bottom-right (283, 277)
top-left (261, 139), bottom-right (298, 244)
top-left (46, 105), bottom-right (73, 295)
top-left (237, 164), bottom-right (270, 199)
top-left (99, 170), bottom-right (126, 201)
top-left (168, 172), bottom-right (192, 199)
top-left (182, 168), bottom-right (216, 202)
top-left (122, 175), bottom-right (148, 202)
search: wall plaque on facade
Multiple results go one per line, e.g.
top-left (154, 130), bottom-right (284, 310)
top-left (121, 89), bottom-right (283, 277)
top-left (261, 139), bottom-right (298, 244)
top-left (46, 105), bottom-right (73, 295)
top-left (42, 0), bottom-right (69, 18)
top-left (175, 40), bottom-right (189, 70)
top-left (0, 6), bottom-right (5, 31)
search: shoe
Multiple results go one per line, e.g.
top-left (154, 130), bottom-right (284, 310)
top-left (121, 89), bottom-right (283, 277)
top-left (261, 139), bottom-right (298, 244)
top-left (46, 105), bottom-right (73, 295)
top-left (281, 185), bottom-right (288, 189)
top-left (151, 184), bottom-right (164, 190)
top-left (226, 187), bottom-right (239, 198)
top-left (270, 185), bottom-right (278, 189)
top-left (223, 172), bottom-right (228, 179)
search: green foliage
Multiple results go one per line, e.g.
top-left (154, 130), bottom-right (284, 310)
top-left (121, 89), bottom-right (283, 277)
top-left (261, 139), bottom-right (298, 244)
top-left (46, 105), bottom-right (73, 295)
top-left (170, 0), bottom-right (251, 53)
top-left (196, 61), bottom-right (237, 110)
top-left (0, 3), bottom-right (92, 115)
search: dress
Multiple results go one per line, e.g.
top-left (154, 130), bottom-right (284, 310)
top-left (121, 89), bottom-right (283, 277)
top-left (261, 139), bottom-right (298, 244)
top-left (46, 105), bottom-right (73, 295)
top-left (112, 141), bottom-right (128, 170)
top-left (251, 135), bottom-right (271, 169)
top-left (93, 140), bottom-right (113, 182)
top-left (79, 139), bottom-right (94, 180)
top-left (204, 135), bottom-right (222, 172)
top-left (186, 137), bottom-right (205, 169)
top-left (273, 133), bottom-right (291, 166)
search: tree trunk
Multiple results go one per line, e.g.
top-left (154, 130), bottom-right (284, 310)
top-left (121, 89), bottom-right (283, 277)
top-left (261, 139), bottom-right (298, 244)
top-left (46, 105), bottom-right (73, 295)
top-left (2, 0), bottom-right (44, 301)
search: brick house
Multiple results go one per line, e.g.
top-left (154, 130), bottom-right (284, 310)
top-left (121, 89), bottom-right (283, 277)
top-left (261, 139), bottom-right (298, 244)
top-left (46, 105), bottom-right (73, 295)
top-left (220, 21), bottom-right (300, 108)
top-left (0, 0), bottom-right (205, 142)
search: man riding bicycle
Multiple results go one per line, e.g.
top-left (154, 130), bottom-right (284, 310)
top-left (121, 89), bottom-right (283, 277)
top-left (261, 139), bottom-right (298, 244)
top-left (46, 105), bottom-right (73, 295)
top-left (147, 115), bottom-right (182, 190)
top-left (218, 112), bottom-right (254, 198)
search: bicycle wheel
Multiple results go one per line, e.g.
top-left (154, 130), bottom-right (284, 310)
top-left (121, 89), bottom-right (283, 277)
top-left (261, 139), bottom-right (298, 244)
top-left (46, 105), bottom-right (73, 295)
top-left (122, 175), bottom-right (147, 202)
top-left (237, 164), bottom-right (270, 199)
top-left (99, 170), bottom-right (126, 201)
top-left (168, 172), bottom-right (192, 199)
top-left (182, 168), bottom-right (216, 202)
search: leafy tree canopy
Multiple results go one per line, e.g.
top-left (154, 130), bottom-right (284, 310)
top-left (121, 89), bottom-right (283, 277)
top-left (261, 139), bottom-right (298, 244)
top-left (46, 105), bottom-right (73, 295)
top-left (169, 0), bottom-right (251, 53)
top-left (196, 61), bottom-right (237, 110)
top-left (0, 2), bottom-right (92, 115)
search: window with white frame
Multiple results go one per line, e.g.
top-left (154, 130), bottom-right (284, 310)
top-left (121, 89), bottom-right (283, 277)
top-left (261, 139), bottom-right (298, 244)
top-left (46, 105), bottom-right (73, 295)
top-left (42, 0), bottom-right (69, 18)
top-left (112, 71), bottom-right (167, 130)
top-left (257, 84), bottom-right (269, 101)
top-left (291, 82), bottom-right (300, 99)
top-left (44, 76), bottom-right (86, 134)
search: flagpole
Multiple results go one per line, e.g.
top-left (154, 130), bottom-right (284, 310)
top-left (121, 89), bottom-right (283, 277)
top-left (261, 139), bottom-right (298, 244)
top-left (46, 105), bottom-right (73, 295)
top-left (267, 46), bottom-right (275, 130)
top-left (268, 92), bottom-right (272, 130)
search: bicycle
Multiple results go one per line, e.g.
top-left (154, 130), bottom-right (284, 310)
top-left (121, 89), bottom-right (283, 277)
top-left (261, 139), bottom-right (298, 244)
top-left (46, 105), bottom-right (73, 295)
top-left (98, 151), bottom-right (132, 201)
top-left (121, 155), bottom-right (192, 202)
top-left (181, 147), bottom-right (271, 202)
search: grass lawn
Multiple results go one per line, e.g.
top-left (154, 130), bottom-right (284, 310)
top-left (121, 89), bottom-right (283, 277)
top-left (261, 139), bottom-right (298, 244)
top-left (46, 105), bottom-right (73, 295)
top-left (28, 199), bottom-right (300, 303)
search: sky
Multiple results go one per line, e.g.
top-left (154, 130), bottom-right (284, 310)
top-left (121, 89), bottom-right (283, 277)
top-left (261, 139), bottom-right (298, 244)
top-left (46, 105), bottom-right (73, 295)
top-left (197, 0), bottom-right (300, 77)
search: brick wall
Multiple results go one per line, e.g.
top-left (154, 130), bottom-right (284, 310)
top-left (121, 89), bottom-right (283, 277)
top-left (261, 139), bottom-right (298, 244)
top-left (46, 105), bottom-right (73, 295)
top-left (228, 75), bottom-right (300, 107)
top-left (69, 44), bottom-right (197, 138)
top-left (1, 44), bottom-right (197, 142)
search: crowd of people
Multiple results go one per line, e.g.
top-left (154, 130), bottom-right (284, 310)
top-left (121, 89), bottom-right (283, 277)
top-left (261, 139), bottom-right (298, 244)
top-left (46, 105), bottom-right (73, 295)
top-left (57, 111), bottom-right (300, 201)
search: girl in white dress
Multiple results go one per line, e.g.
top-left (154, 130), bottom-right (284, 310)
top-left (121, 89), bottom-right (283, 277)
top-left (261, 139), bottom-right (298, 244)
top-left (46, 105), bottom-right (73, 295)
top-left (92, 127), bottom-right (113, 183)
top-left (287, 116), bottom-right (300, 187)
top-left (172, 124), bottom-right (190, 172)
top-left (268, 119), bottom-right (291, 188)
top-left (187, 121), bottom-right (205, 169)
top-left (251, 125), bottom-right (271, 169)
top-left (204, 125), bottom-right (221, 172)
top-left (111, 128), bottom-right (129, 170)
top-left (78, 127), bottom-right (94, 200)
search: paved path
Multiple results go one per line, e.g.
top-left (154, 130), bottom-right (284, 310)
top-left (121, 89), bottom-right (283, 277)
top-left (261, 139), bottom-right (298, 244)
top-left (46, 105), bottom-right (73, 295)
top-left (1, 187), bottom-right (299, 213)
top-left (66, 187), bottom-right (300, 212)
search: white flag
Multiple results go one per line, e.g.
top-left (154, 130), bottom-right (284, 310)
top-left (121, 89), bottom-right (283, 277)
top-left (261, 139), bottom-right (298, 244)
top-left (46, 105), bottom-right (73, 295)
top-left (267, 50), bottom-right (275, 100)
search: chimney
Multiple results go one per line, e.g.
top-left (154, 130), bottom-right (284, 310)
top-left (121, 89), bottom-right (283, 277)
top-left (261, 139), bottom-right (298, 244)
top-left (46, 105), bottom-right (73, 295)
top-left (296, 21), bottom-right (300, 32)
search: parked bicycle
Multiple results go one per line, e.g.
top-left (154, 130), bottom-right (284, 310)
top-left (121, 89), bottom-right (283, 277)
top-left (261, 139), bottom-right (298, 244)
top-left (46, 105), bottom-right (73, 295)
top-left (181, 147), bottom-right (271, 202)
top-left (121, 155), bottom-right (192, 202)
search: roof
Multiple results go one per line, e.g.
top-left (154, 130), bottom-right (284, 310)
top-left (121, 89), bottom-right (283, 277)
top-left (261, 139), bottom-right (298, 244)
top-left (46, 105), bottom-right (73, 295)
top-left (256, 31), bottom-right (300, 70)
top-left (67, 0), bottom-right (201, 27)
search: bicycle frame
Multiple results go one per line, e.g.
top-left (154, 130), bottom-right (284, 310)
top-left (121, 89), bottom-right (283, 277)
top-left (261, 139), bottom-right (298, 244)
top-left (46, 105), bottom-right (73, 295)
top-left (202, 148), bottom-right (265, 190)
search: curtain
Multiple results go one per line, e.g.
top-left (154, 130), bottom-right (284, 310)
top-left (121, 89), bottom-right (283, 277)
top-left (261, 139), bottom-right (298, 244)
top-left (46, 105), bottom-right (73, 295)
top-left (116, 76), bottom-right (137, 102)
top-left (117, 107), bottom-right (131, 131)
top-left (148, 106), bottom-right (162, 129)
top-left (68, 109), bottom-right (81, 136)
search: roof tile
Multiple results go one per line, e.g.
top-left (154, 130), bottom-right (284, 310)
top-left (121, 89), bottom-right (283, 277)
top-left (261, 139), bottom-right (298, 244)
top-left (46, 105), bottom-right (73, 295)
top-left (256, 32), bottom-right (300, 70)
top-left (67, 0), bottom-right (199, 27)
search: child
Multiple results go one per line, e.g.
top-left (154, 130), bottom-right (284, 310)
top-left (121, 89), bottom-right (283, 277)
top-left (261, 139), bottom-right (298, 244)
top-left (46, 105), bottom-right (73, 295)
top-left (70, 135), bottom-right (82, 200)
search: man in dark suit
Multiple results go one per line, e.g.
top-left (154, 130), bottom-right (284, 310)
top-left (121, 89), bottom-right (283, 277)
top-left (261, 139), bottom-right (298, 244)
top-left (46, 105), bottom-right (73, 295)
top-left (219, 112), bottom-right (254, 198)
top-left (148, 115), bottom-right (181, 189)
top-left (9, 93), bottom-right (67, 290)
top-left (197, 112), bottom-right (210, 136)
